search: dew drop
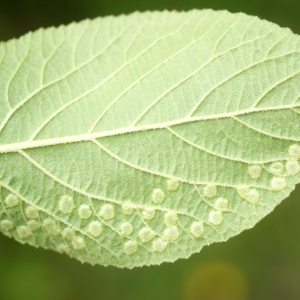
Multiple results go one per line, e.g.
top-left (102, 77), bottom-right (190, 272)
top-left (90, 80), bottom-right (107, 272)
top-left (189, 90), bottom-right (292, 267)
top-left (164, 211), bottom-right (178, 227)
top-left (4, 194), bottom-right (19, 208)
top-left (152, 188), bottom-right (165, 204)
top-left (288, 144), bottom-right (300, 160)
top-left (72, 236), bottom-right (86, 250)
top-left (88, 221), bottom-right (103, 237)
top-left (139, 227), bottom-right (156, 243)
top-left (98, 204), bottom-right (114, 220)
top-left (0, 219), bottom-right (14, 231)
top-left (124, 241), bottom-right (138, 255)
top-left (152, 238), bottom-right (168, 252)
top-left (17, 225), bottom-right (32, 239)
top-left (285, 160), bottom-right (300, 176)
top-left (78, 204), bottom-right (92, 220)
top-left (27, 220), bottom-right (40, 231)
top-left (61, 227), bottom-right (76, 240)
top-left (59, 195), bottom-right (74, 214)
top-left (203, 184), bottom-right (217, 198)
top-left (209, 210), bottom-right (223, 226)
top-left (214, 198), bottom-right (229, 211)
top-left (190, 222), bottom-right (204, 238)
top-left (163, 226), bottom-right (179, 242)
top-left (43, 219), bottom-right (60, 236)
top-left (246, 189), bottom-right (259, 204)
top-left (57, 243), bottom-right (70, 254)
top-left (271, 177), bottom-right (286, 191)
top-left (248, 165), bottom-right (262, 179)
top-left (236, 184), bottom-right (250, 199)
top-left (142, 208), bottom-right (156, 220)
top-left (25, 206), bottom-right (39, 219)
top-left (120, 222), bottom-right (133, 236)
top-left (167, 179), bottom-right (179, 191)
top-left (236, 185), bottom-right (250, 197)
top-left (236, 185), bottom-right (259, 204)
top-left (122, 201), bottom-right (135, 215)
top-left (269, 162), bottom-right (284, 176)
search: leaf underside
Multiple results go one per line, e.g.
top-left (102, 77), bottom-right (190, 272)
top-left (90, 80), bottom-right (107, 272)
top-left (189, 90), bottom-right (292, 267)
top-left (0, 9), bottom-right (300, 268)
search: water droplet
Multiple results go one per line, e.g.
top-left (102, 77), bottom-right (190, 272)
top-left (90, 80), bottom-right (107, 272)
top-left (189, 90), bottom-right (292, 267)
top-left (72, 236), bottom-right (86, 250)
top-left (236, 185), bottom-right (250, 197)
top-left (27, 220), bottom-right (40, 231)
top-left (78, 204), bottom-right (92, 220)
top-left (248, 165), bottom-right (262, 179)
top-left (163, 226), bottom-right (179, 242)
top-left (124, 241), bottom-right (138, 255)
top-left (152, 188), bottom-right (165, 204)
top-left (167, 179), bottom-right (179, 191)
top-left (139, 227), bottom-right (156, 243)
top-left (203, 184), bottom-right (217, 198)
top-left (25, 206), bottom-right (39, 219)
top-left (236, 185), bottom-right (259, 204)
top-left (247, 190), bottom-right (259, 204)
top-left (271, 177), bottom-right (286, 191)
top-left (142, 208), bottom-right (155, 220)
top-left (98, 204), bottom-right (114, 220)
top-left (0, 219), bottom-right (14, 231)
top-left (43, 219), bottom-right (60, 236)
top-left (120, 222), bottom-right (133, 236)
top-left (269, 162), bottom-right (284, 176)
top-left (214, 198), bottom-right (229, 211)
top-left (59, 195), bottom-right (74, 214)
top-left (4, 194), bottom-right (19, 208)
top-left (152, 238), bottom-right (168, 252)
top-left (88, 221), bottom-right (103, 237)
top-left (57, 243), bottom-right (70, 254)
top-left (288, 144), bottom-right (300, 160)
top-left (61, 227), bottom-right (76, 240)
top-left (209, 210), bottom-right (223, 226)
top-left (285, 160), bottom-right (300, 176)
top-left (164, 211), bottom-right (178, 227)
top-left (190, 222), bottom-right (204, 238)
top-left (122, 201), bottom-right (135, 215)
top-left (16, 225), bottom-right (32, 239)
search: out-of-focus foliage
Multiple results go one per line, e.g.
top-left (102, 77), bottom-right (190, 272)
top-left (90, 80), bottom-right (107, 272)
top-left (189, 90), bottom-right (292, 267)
top-left (0, 0), bottom-right (300, 299)
top-left (1, 0), bottom-right (300, 42)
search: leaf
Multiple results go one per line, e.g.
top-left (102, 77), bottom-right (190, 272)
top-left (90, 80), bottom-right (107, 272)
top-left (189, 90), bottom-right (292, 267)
top-left (0, 9), bottom-right (300, 268)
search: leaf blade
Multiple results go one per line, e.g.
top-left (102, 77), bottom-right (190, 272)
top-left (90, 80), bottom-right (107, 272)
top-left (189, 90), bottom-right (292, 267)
top-left (0, 9), bottom-right (300, 268)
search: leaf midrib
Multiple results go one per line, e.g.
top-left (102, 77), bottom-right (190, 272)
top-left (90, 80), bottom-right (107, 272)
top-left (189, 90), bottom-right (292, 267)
top-left (0, 103), bottom-right (298, 153)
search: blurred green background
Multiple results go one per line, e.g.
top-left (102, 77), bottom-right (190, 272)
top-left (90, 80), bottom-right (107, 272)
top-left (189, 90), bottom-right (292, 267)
top-left (0, 1), bottom-right (300, 299)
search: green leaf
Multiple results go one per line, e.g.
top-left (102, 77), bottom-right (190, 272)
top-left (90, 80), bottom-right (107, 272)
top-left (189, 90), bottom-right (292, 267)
top-left (0, 9), bottom-right (300, 268)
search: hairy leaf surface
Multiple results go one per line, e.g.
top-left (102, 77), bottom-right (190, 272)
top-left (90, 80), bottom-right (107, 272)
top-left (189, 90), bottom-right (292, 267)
top-left (0, 10), bottom-right (300, 268)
